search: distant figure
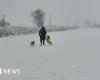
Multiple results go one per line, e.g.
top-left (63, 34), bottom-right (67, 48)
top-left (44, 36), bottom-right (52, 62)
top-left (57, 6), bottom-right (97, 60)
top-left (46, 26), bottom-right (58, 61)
top-left (39, 26), bottom-right (47, 45)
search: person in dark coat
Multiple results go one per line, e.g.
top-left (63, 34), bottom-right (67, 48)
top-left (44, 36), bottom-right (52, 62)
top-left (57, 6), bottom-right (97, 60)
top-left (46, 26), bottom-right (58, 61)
top-left (39, 26), bottom-right (47, 45)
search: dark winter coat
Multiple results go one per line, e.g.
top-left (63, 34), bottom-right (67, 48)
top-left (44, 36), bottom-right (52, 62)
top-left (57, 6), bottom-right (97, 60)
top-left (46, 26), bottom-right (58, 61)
top-left (39, 27), bottom-right (47, 40)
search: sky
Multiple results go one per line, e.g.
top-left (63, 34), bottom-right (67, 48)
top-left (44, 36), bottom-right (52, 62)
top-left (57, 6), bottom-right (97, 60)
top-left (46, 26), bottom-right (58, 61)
top-left (0, 0), bottom-right (100, 26)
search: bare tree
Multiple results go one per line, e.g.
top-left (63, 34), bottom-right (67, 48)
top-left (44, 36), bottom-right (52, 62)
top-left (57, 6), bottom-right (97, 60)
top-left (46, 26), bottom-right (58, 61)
top-left (31, 9), bottom-right (45, 27)
top-left (0, 14), bottom-right (6, 27)
top-left (0, 14), bottom-right (10, 27)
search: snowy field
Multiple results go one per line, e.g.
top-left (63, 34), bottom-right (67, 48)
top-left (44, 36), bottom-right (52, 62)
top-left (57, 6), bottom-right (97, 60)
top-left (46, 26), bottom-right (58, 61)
top-left (0, 28), bottom-right (100, 80)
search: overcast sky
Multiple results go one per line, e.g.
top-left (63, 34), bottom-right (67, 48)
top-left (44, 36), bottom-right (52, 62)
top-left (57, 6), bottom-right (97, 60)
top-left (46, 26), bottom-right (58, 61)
top-left (0, 0), bottom-right (100, 26)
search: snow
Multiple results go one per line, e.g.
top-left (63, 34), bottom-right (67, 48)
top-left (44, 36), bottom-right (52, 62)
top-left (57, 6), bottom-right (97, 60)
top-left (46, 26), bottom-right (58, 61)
top-left (0, 28), bottom-right (100, 80)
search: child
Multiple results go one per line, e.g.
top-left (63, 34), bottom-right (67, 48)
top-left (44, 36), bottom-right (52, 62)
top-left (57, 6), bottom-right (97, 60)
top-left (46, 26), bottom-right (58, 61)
top-left (46, 35), bottom-right (52, 45)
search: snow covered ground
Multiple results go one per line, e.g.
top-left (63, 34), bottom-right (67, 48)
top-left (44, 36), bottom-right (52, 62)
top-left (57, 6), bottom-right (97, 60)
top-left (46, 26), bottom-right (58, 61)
top-left (0, 28), bottom-right (100, 80)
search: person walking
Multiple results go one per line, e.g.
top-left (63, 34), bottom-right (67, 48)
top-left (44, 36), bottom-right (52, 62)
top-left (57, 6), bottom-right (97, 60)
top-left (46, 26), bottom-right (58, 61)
top-left (39, 26), bottom-right (47, 45)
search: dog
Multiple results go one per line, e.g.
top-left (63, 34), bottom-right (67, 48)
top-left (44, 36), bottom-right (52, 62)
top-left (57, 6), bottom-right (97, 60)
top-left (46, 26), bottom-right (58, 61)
top-left (46, 35), bottom-right (52, 45)
top-left (30, 41), bottom-right (35, 46)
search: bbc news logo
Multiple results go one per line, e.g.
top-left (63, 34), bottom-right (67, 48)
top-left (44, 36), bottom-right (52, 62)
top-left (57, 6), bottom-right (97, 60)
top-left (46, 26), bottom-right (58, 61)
top-left (0, 68), bottom-right (21, 75)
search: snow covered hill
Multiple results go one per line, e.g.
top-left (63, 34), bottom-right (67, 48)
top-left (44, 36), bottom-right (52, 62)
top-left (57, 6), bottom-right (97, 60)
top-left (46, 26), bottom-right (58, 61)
top-left (0, 28), bottom-right (100, 80)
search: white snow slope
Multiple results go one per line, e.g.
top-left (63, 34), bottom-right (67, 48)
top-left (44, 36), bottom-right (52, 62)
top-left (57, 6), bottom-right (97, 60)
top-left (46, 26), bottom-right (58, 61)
top-left (0, 28), bottom-right (100, 80)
